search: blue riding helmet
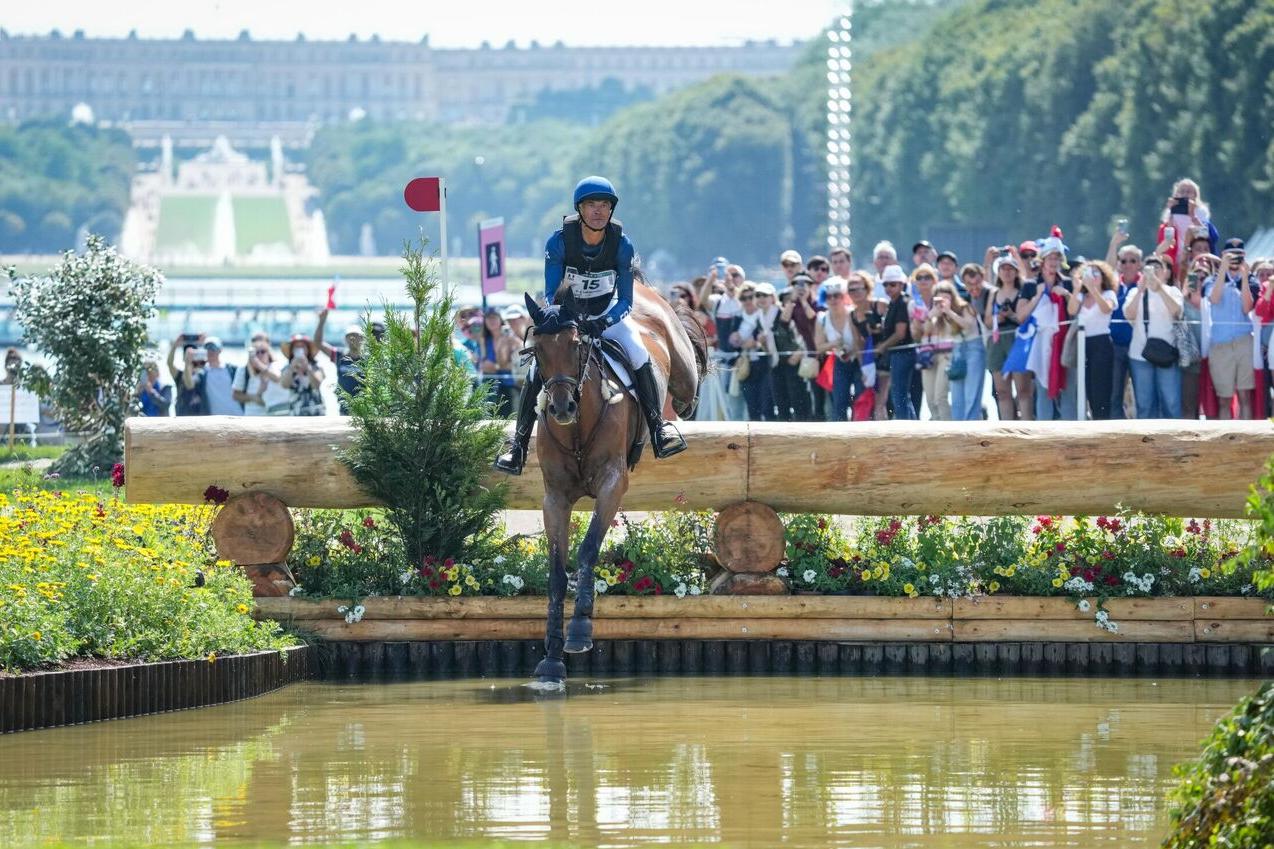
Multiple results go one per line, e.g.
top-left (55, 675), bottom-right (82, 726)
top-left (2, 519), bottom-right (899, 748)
top-left (573, 176), bottom-right (619, 211)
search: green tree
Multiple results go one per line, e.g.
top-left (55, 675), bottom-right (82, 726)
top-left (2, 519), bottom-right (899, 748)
top-left (7, 236), bottom-right (161, 475)
top-left (340, 240), bottom-right (508, 567)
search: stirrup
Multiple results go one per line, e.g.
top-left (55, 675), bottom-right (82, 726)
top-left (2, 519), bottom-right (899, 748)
top-left (493, 441), bottom-right (527, 475)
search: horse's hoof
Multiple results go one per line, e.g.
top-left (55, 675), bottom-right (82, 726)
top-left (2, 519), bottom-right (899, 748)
top-left (533, 657), bottom-right (567, 683)
top-left (564, 617), bottom-right (593, 654)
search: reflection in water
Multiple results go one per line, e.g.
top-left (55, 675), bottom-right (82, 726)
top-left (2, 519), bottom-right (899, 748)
top-left (0, 676), bottom-right (1257, 848)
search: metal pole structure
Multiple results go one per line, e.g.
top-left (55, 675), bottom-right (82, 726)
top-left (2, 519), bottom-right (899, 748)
top-left (1076, 330), bottom-right (1087, 420)
top-left (478, 221), bottom-right (486, 313)
top-left (438, 177), bottom-right (449, 296)
top-left (826, 3), bottom-right (853, 253)
top-left (7, 382), bottom-right (15, 451)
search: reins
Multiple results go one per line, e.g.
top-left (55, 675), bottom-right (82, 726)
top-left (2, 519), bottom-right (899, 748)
top-left (532, 337), bottom-right (615, 474)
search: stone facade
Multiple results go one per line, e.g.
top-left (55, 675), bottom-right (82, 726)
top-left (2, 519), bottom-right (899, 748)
top-left (0, 30), bottom-right (803, 145)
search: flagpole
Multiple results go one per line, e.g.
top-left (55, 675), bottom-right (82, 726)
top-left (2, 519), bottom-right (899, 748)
top-left (478, 221), bottom-right (487, 313)
top-left (438, 177), bottom-right (449, 295)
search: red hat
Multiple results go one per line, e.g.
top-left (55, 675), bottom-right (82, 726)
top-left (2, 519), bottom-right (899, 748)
top-left (1018, 240), bottom-right (1039, 255)
top-left (281, 334), bottom-right (318, 360)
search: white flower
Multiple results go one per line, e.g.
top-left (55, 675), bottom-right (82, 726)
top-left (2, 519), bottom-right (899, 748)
top-left (930, 574), bottom-right (941, 584)
top-left (1077, 600), bottom-right (1091, 612)
top-left (675, 583), bottom-right (688, 598)
top-left (689, 586), bottom-right (701, 596)
top-left (353, 604), bottom-right (365, 617)
top-left (493, 555), bottom-right (506, 565)
top-left (336, 605), bottom-right (349, 614)
top-left (803, 569), bottom-right (817, 583)
top-left (1095, 609), bottom-right (1109, 622)
top-left (900, 557), bottom-right (914, 568)
top-left (345, 612), bottom-right (356, 624)
top-left (1188, 567), bottom-right (1202, 583)
top-left (288, 586), bottom-right (303, 596)
top-left (594, 579), bottom-right (608, 594)
top-left (1242, 584), bottom-right (1254, 595)
top-left (932, 588), bottom-right (943, 596)
top-left (776, 566), bottom-right (789, 577)
top-left (400, 570), bottom-right (415, 585)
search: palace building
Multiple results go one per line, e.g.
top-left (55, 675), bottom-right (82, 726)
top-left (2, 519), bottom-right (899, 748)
top-left (0, 29), bottom-right (803, 147)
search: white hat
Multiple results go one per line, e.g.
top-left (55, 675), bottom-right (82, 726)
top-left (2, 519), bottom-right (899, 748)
top-left (779, 249), bottom-right (803, 265)
top-left (1036, 236), bottom-right (1067, 258)
top-left (754, 282), bottom-right (777, 297)
top-left (821, 279), bottom-right (847, 296)
top-left (343, 324), bottom-right (365, 338)
top-left (992, 256), bottom-right (1020, 276)
top-left (500, 304), bottom-right (529, 321)
top-left (880, 264), bottom-right (908, 284)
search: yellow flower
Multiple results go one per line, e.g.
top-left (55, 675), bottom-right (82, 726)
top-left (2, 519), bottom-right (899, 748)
top-left (989, 581), bottom-right (1000, 592)
top-left (464, 576), bottom-right (479, 589)
top-left (902, 583), bottom-right (915, 594)
top-left (307, 555), bottom-right (322, 566)
top-left (31, 631), bottom-right (41, 641)
top-left (1051, 578), bottom-right (1064, 588)
top-left (207, 653), bottom-right (216, 663)
top-left (1004, 567), bottom-right (1016, 577)
top-left (236, 603), bottom-right (250, 614)
top-left (448, 584), bottom-right (462, 596)
top-left (1199, 568), bottom-right (1211, 579)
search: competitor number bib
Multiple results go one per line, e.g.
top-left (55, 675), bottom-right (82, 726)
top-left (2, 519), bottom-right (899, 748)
top-left (564, 267), bottom-right (617, 301)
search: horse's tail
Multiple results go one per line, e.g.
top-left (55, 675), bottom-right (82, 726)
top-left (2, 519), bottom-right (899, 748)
top-left (671, 301), bottom-right (709, 418)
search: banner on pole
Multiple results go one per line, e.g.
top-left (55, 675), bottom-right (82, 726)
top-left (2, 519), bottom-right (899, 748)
top-left (7, 388), bottom-right (40, 426)
top-left (479, 217), bottom-right (506, 296)
top-left (403, 177), bottom-right (442, 212)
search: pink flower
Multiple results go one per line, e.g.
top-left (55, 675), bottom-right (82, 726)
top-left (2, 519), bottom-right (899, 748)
top-left (110, 463), bottom-right (125, 488)
top-left (362, 516), bottom-right (376, 529)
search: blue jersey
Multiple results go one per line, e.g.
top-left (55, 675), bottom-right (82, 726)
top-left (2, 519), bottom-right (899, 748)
top-left (544, 227), bottom-right (637, 327)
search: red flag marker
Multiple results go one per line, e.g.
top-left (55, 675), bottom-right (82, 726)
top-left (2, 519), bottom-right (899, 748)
top-left (404, 177), bottom-right (442, 212)
top-left (325, 281), bottom-right (337, 310)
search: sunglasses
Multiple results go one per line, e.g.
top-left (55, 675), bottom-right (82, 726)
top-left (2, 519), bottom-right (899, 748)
top-left (847, 287), bottom-right (866, 294)
top-left (728, 271), bottom-right (743, 278)
top-left (810, 265), bottom-right (829, 272)
top-left (915, 275), bottom-right (934, 282)
top-left (1119, 258), bottom-right (1141, 264)
top-left (1020, 252), bottom-right (1038, 259)
top-left (827, 292), bottom-right (846, 299)
top-left (884, 281), bottom-right (903, 288)
top-left (739, 295), bottom-right (755, 301)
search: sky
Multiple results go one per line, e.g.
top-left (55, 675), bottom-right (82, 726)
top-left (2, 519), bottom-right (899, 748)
top-left (3, 0), bottom-right (837, 48)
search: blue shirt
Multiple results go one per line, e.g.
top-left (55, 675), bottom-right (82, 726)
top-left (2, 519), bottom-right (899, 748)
top-left (1111, 280), bottom-right (1136, 347)
top-left (544, 228), bottom-right (636, 327)
top-left (1204, 273), bottom-right (1253, 346)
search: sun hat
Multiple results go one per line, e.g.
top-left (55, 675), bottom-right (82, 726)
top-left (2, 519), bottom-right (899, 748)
top-left (779, 249), bottom-right (803, 265)
top-left (881, 265), bottom-right (908, 284)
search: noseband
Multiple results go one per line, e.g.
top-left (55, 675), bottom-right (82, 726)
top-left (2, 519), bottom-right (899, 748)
top-left (527, 334), bottom-right (613, 469)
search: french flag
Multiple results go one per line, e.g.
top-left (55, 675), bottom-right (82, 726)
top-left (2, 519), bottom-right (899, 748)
top-left (860, 334), bottom-right (877, 389)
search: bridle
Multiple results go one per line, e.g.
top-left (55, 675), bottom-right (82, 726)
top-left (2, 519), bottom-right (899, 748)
top-left (526, 331), bottom-right (614, 469)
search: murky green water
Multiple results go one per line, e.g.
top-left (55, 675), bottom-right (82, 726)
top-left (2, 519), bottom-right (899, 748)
top-left (0, 676), bottom-right (1258, 848)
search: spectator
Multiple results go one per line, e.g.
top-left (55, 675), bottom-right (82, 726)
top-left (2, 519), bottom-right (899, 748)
top-left (987, 254), bottom-right (1034, 420)
top-left (953, 263), bottom-right (990, 421)
top-left (501, 303), bottom-right (533, 343)
top-left (872, 241), bottom-right (899, 282)
top-left (1203, 238), bottom-right (1255, 419)
top-left (1067, 261), bottom-right (1118, 419)
top-left (135, 358), bottom-right (172, 417)
top-left (461, 316), bottom-right (483, 371)
top-left (907, 264), bottom-right (937, 417)
top-left (935, 251), bottom-right (959, 286)
top-left (911, 240), bottom-right (937, 271)
top-left (1253, 259), bottom-right (1274, 414)
top-left (314, 308), bottom-right (368, 415)
top-left (788, 271), bottom-right (824, 420)
top-left (733, 282), bottom-right (774, 421)
top-left (479, 308), bottom-right (517, 416)
top-left (167, 335), bottom-right (207, 416)
top-left (878, 265), bottom-right (917, 419)
top-left (815, 278), bottom-right (857, 422)
top-left (234, 331), bottom-right (291, 416)
top-left (1021, 236), bottom-right (1075, 420)
top-left (280, 334), bottom-right (326, 416)
top-left (772, 284), bottom-right (812, 421)
top-left (919, 280), bottom-right (977, 420)
top-left (778, 250), bottom-right (803, 289)
top-left (1106, 243), bottom-right (1143, 418)
top-left (1126, 256), bottom-right (1184, 419)
top-left (701, 263), bottom-right (748, 421)
top-left (1180, 256), bottom-right (1209, 419)
top-left (1156, 178), bottom-right (1219, 275)
top-left (198, 337), bottom-right (241, 415)
top-left (829, 247), bottom-right (853, 283)
top-left (848, 271), bottom-right (891, 421)
top-left (1018, 241), bottom-right (1040, 276)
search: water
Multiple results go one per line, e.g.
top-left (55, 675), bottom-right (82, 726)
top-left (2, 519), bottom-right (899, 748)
top-left (0, 675), bottom-right (1255, 848)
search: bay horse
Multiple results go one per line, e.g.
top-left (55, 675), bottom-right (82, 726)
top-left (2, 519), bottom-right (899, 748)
top-left (522, 277), bottom-right (708, 685)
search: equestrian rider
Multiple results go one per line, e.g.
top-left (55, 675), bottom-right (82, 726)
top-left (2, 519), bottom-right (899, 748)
top-left (493, 176), bottom-right (688, 474)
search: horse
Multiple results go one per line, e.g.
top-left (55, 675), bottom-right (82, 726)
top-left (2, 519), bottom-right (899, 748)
top-left (522, 278), bottom-right (708, 685)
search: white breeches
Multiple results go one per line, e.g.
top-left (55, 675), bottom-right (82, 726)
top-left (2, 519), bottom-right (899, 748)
top-left (601, 316), bottom-right (650, 368)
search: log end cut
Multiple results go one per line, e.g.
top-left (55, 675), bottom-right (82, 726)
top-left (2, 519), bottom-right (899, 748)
top-left (211, 492), bottom-right (296, 566)
top-left (714, 500), bottom-right (786, 574)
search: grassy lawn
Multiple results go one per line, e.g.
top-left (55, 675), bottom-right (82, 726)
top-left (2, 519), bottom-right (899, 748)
top-left (0, 444), bottom-right (113, 497)
top-left (155, 195), bottom-right (217, 254)
top-left (233, 196), bottom-right (293, 256)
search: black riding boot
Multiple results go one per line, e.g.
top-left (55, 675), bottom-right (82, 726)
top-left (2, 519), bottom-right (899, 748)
top-left (633, 362), bottom-right (687, 459)
top-left (493, 373), bottom-right (541, 475)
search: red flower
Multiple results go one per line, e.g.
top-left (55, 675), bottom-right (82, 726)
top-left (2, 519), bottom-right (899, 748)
top-left (443, 558), bottom-right (455, 569)
top-left (202, 485), bottom-right (230, 505)
top-left (1096, 516), bottom-right (1108, 529)
top-left (95, 502), bottom-right (106, 518)
top-left (1170, 547), bottom-right (1187, 558)
top-left (889, 519), bottom-right (903, 532)
top-left (875, 530), bottom-right (892, 545)
top-left (1101, 550), bottom-right (1115, 561)
top-left (1108, 518), bottom-right (1123, 533)
top-left (362, 516), bottom-right (376, 529)
top-left (428, 579), bottom-right (440, 590)
top-left (1186, 520), bottom-right (1201, 535)
top-left (1031, 525), bottom-right (1042, 536)
top-left (338, 529), bottom-right (360, 551)
top-left (1037, 516), bottom-right (1053, 528)
top-left (1070, 566), bottom-right (1082, 576)
top-left (632, 576), bottom-right (655, 593)
top-left (1054, 541), bottom-right (1066, 553)
top-left (420, 565), bottom-right (434, 577)
top-left (654, 584), bottom-right (663, 595)
top-left (110, 463), bottom-right (125, 488)
top-left (1104, 575), bottom-right (1120, 586)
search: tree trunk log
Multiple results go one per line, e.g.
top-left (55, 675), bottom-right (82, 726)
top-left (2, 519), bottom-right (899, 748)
top-left (210, 492), bottom-right (295, 565)
top-left (713, 501), bottom-right (785, 574)
top-left (710, 572), bottom-right (789, 595)
top-left (125, 417), bottom-right (1273, 517)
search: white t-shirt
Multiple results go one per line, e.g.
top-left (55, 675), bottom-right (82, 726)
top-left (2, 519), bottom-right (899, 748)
top-left (738, 306), bottom-right (779, 363)
top-left (1077, 291), bottom-right (1117, 337)
top-left (233, 357), bottom-right (293, 415)
top-left (203, 365), bottom-right (241, 415)
top-left (1129, 285), bottom-right (1183, 362)
top-left (819, 310), bottom-right (854, 352)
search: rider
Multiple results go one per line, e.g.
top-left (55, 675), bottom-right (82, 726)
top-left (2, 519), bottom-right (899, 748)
top-left (493, 175), bottom-right (687, 475)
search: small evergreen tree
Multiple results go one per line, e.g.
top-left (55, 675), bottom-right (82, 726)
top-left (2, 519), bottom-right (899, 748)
top-left (7, 235), bottom-right (160, 475)
top-left (341, 240), bottom-right (508, 567)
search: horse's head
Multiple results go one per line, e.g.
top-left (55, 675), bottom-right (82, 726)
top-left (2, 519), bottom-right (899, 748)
top-left (525, 292), bottom-right (586, 425)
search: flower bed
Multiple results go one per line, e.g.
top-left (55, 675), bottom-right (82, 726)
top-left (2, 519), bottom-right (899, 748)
top-left (0, 489), bottom-right (296, 673)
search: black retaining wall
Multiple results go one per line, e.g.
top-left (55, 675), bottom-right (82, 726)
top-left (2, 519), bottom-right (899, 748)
top-left (0, 645), bottom-right (311, 734)
top-left (315, 639), bottom-right (1274, 679)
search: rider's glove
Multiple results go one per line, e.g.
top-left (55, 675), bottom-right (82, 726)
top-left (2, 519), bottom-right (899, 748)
top-left (578, 318), bottom-right (607, 338)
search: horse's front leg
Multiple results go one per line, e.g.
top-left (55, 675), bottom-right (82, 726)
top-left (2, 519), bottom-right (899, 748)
top-left (565, 464), bottom-right (629, 654)
top-left (534, 491), bottom-right (572, 684)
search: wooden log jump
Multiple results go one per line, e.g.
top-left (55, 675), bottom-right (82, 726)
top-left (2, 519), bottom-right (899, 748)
top-left (124, 417), bottom-right (1272, 517)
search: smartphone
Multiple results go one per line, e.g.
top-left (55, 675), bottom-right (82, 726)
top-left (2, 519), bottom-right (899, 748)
top-left (998, 248), bottom-right (1012, 258)
top-left (1170, 198), bottom-right (1190, 216)
top-left (714, 257), bottom-right (728, 279)
top-left (1116, 218), bottom-right (1129, 235)
top-left (1163, 226), bottom-right (1176, 243)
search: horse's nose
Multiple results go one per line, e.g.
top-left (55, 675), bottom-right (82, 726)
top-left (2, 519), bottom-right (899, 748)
top-left (566, 399), bottom-right (578, 416)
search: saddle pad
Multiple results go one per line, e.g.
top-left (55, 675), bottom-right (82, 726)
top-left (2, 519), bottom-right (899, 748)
top-left (601, 350), bottom-right (634, 390)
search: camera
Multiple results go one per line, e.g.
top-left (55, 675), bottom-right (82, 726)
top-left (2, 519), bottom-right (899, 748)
top-left (181, 333), bottom-right (200, 348)
top-left (865, 312), bottom-right (882, 328)
top-left (998, 247), bottom-right (1012, 258)
top-left (1170, 197), bottom-right (1190, 216)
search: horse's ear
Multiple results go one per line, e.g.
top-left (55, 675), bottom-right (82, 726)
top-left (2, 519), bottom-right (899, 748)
top-left (524, 292), bottom-right (545, 326)
top-left (559, 287), bottom-right (578, 320)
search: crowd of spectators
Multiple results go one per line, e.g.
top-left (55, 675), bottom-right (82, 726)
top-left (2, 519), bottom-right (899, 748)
top-left (683, 177), bottom-right (1272, 423)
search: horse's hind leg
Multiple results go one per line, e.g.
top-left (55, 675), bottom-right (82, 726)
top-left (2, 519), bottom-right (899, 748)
top-left (566, 466), bottom-right (628, 654)
top-left (534, 492), bottom-right (571, 683)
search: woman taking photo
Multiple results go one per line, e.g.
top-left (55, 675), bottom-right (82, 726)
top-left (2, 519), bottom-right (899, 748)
top-left (918, 280), bottom-right (977, 420)
top-left (1125, 256), bottom-right (1184, 419)
top-left (987, 254), bottom-right (1033, 420)
top-left (814, 278), bottom-right (855, 421)
top-left (877, 265), bottom-right (917, 419)
top-left (1067, 261), bottom-right (1118, 419)
top-left (479, 308), bottom-right (517, 416)
top-left (1019, 237), bottom-right (1073, 420)
top-left (848, 271), bottom-right (891, 421)
top-left (280, 334), bottom-right (326, 416)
